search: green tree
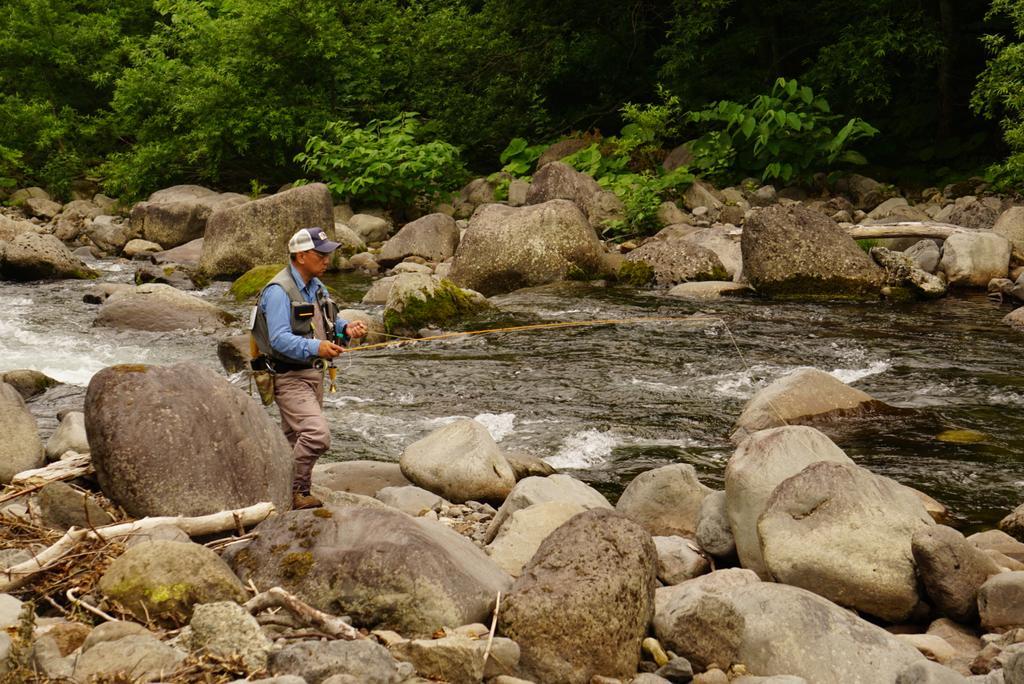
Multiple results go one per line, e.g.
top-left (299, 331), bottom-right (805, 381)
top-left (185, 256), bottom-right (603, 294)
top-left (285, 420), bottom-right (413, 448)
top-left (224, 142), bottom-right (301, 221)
top-left (973, 0), bottom-right (1024, 185)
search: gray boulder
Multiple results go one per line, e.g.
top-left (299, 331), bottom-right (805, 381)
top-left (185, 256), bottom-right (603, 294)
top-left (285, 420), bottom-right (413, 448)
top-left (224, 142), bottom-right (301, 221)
top-left (44, 410), bottom-right (89, 459)
top-left (498, 509), bottom-right (657, 684)
top-left (696, 490), bottom-right (736, 558)
top-left (449, 200), bottom-right (610, 296)
top-left (270, 639), bottom-right (409, 684)
top-left (624, 238), bottom-right (728, 286)
top-left (200, 183), bottom-right (334, 277)
top-left (731, 367), bottom-right (890, 442)
top-left (131, 185), bottom-right (247, 249)
top-left (486, 501), bottom-right (587, 577)
top-left (994, 206), bottom-right (1024, 254)
top-left (379, 213), bottom-right (459, 266)
top-left (188, 601), bottom-right (271, 673)
top-left (615, 463), bottom-right (713, 537)
top-left (98, 540), bottom-right (247, 625)
top-left (897, 661), bottom-right (969, 684)
top-left (123, 238), bottom-right (164, 258)
top-left (348, 214), bottom-right (391, 243)
top-left (232, 505), bottom-right (511, 635)
top-left (871, 246), bottom-right (947, 298)
top-left (73, 634), bottom-right (186, 682)
top-left (85, 362), bottom-right (292, 517)
top-left (361, 275), bottom-right (396, 304)
top-left (87, 215), bottom-right (137, 253)
top-left (654, 535), bottom-right (711, 584)
top-left (313, 460), bottom-right (411, 496)
top-left (654, 575), bottom-right (924, 682)
top-left (978, 572), bottom-right (1024, 630)
top-left (0, 382), bottom-right (44, 484)
top-left (486, 474), bottom-right (611, 544)
top-left (939, 232), bottom-right (1011, 287)
top-left (152, 237), bottom-right (203, 267)
top-left (758, 461), bottom-right (934, 621)
top-left (525, 162), bottom-right (601, 213)
top-left (399, 419), bottom-right (516, 503)
top-left (906, 239), bottom-right (942, 273)
top-left (934, 196), bottom-right (1001, 230)
top-left (1, 232), bottom-right (98, 280)
top-left (725, 426), bottom-right (853, 577)
top-left (94, 283), bottom-right (234, 331)
top-left (912, 525), bottom-right (1002, 623)
top-left (742, 204), bottom-right (884, 298)
top-left (36, 481), bottom-right (114, 530)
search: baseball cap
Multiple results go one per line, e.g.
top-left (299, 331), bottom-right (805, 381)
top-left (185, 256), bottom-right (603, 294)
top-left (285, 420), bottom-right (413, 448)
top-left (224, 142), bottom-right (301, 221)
top-left (288, 227), bottom-right (340, 254)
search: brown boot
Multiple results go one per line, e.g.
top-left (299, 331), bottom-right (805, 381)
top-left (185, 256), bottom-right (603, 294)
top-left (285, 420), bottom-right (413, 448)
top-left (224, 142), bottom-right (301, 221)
top-left (292, 491), bottom-right (323, 510)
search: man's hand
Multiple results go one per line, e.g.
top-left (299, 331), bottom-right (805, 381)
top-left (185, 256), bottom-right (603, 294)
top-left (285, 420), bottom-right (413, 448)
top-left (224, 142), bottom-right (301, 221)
top-left (344, 320), bottom-right (368, 339)
top-left (317, 340), bottom-right (345, 359)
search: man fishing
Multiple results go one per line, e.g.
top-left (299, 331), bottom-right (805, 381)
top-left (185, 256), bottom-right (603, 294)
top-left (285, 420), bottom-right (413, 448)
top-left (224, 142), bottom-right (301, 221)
top-left (250, 227), bottom-right (367, 509)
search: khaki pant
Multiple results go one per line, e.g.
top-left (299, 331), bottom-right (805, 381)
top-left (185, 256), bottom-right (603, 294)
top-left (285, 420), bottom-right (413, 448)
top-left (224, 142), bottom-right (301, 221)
top-left (273, 368), bottom-right (329, 493)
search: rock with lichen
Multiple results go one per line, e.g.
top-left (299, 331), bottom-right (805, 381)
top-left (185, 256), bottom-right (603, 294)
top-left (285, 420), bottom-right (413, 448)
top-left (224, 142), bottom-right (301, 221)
top-left (383, 273), bottom-right (488, 336)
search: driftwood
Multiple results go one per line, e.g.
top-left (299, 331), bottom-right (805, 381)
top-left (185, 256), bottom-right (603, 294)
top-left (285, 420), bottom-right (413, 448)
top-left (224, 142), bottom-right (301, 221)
top-left (11, 452), bottom-right (93, 486)
top-left (0, 501), bottom-right (276, 592)
top-left (846, 222), bottom-right (966, 241)
top-left (245, 586), bottom-right (361, 640)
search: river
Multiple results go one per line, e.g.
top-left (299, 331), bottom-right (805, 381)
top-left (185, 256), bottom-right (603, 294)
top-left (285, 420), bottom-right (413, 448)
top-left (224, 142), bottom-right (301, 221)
top-left (3, 255), bottom-right (1023, 531)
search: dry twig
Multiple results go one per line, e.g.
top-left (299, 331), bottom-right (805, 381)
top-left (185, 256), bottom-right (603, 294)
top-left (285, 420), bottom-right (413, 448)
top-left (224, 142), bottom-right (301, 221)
top-left (245, 586), bottom-right (360, 640)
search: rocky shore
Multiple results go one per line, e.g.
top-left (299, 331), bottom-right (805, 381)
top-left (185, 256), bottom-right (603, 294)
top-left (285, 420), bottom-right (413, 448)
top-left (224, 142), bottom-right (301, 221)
top-left (1, 160), bottom-right (1024, 683)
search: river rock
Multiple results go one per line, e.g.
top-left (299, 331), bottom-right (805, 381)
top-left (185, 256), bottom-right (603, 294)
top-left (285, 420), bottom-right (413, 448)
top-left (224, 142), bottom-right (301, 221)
top-left (152, 237), bottom-right (203, 266)
top-left (449, 200), bottom-right (610, 296)
top-left (400, 419), bottom-right (515, 503)
top-left (897, 661), bottom-right (970, 684)
top-left (485, 474), bottom-right (611, 543)
top-left (758, 461), bottom-right (933, 621)
top-left (233, 505), bottom-right (511, 635)
top-left (188, 601), bottom-right (271, 673)
top-left (0, 382), bottom-right (44, 484)
top-left (537, 139), bottom-right (591, 169)
top-left (679, 226), bottom-right (743, 278)
top-left (615, 463), bottom-right (713, 537)
top-left (503, 450), bottom-right (557, 480)
top-left (73, 634), bottom-right (186, 682)
top-left (348, 214), bottom-right (391, 244)
top-left (526, 161), bottom-right (601, 211)
top-left (122, 238), bottom-right (163, 258)
top-left (653, 574), bottom-right (924, 682)
top-left (36, 481), bottom-right (114, 530)
top-left (486, 500), bottom-right (587, 577)
top-left (1005, 307), bottom-right (1024, 331)
top-left (98, 540), bottom-right (247, 624)
top-left (978, 572), bottom-right (1024, 629)
top-left (94, 283), bottom-right (233, 331)
top-left (871, 246), bottom-right (947, 297)
top-left (375, 485), bottom-right (444, 516)
top-left (216, 334), bottom-right (251, 373)
top-left (1001, 504), bottom-right (1024, 542)
top-left (22, 196), bottom-right (61, 220)
top-left (383, 273), bottom-right (488, 336)
top-left (0, 369), bottom-right (58, 400)
top-left (696, 490), bottom-right (736, 558)
top-left (313, 460), bottom-right (411, 496)
top-left (0, 214), bottom-right (36, 242)
top-left (87, 215), bottom-right (138, 254)
top-left (44, 410), bottom-right (89, 459)
top-left (905, 239), bottom-right (943, 273)
top-left (742, 204), bottom-right (884, 298)
top-left (683, 181), bottom-right (724, 213)
top-left (361, 275), bottom-right (396, 304)
top-left (912, 525), bottom-right (1002, 623)
top-left (994, 206), bottom-right (1024, 253)
top-left (379, 213), bottom-right (459, 266)
top-left (970, 529), bottom-right (1024, 565)
top-left (270, 639), bottom-right (410, 684)
top-left (654, 536), bottom-right (711, 584)
top-left (725, 426), bottom-right (853, 577)
top-left (332, 221), bottom-right (365, 256)
top-left (624, 238), bottom-right (728, 286)
top-left (498, 509), bottom-right (657, 684)
top-left (934, 196), bottom-right (1001, 231)
top-left (667, 281), bottom-right (752, 299)
top-left (85, 362), bottom-right (292, 517)
top-left (200, 183), bottom-right (334, 277)
top-left (390, 634), bottom-right (520, 684)
top-left (1, 232), bottom-right (98, 280)
top-left (131, 185), bottom-right (247, 249)
top-left (939, 232), bottom-right (1011, 287)
top-left (731, 367), bottom-right (889, 442)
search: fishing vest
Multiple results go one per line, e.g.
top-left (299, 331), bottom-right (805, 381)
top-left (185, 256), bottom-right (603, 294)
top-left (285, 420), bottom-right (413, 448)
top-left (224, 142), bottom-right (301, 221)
top-left (250, 267), bottom-right (339, 369)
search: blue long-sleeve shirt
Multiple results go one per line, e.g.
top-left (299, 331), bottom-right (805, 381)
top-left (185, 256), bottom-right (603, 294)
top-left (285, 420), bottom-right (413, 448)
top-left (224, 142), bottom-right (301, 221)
top-left (260, 265), bottom-right (348, 362)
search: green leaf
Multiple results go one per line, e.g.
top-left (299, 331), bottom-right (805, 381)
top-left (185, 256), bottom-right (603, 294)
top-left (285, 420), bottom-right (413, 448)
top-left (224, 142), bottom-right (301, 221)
top-left (740, 116), bottom-right (755, 138)
top-left (839, 150), bottom-right (868, 165)
top-left (785, 79), bottom-right (798, 97)
top-left (786, 112), bottom-right (802, 131)
top-left (799, 86), bottom-right (813, 104)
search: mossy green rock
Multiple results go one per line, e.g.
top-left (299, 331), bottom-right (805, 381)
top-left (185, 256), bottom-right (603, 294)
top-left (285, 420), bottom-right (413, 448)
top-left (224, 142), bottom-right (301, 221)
top-left (383, 273), bottom-right (488, 335)
top-left (622, 239), bottom-right (727, 287)
top-left (230, 263), bottom-right (284, 301)
top-left (98, 540), bottom-right (247, 626)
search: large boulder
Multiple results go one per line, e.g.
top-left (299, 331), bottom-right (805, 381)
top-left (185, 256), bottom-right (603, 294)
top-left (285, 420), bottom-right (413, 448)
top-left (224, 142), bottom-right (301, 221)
top-left (45, 411), bottom-right (89, 459)
top-left (93, 283), bottom-right (234, 332)
top-left (911, 525), bottom-right (1002, 623)
top-left (485, 474), bottom-right (612, 543)
top-left (653, 574), bottom-right (925, 682)
top-left (977, 571), bottom-right (1024, 629)
top-left (934, 195), bottom-right (1001, 230)
top-left (0, 382), bottom-right (45, 483)
top-left (486, 501), bottom-right (588, 577)
top-left (525, 162), bottom-right (601, 212)
top-left (742, 204), bottom-right (884, 298)
top-left (270, 639), bottom-right (409, 684)
top-left (313, 460), bottom-right (411, 496)
top-left (623, 238), bottom-right (728, 286)
top-left (678, 226), bottom-right (743, 278)
top-left (498, 509), bottom-right (657, 684)
top-left (757, 461), bottom-right (934, 621)
top-left (994, 206), bottom-right (1024, 253)
top-left (1, 232), bottom-right (98, 280)
top-left (449, 200), bottom-right (610, 296)
top-left (84, 362), bottom-right (292, 517)
top-left (382, 273), bottom-right (488, 335)
top-left (199, 183), bottom-right (334, 277)
top-left (400, 419), bottom-right (516, 503)
top-left (731, 367), bottom-right (891, 442)
top-left (939, 232), bottom-right (1011, 287)
top-left (98, 540), bottom-right (247, 624)
top-left (73, 634), bottom-right (186, 682)
top-left (0, 214), bottom-right (35, 242)
top-left (725, 426), bottom-right (853, 578)
top-left (615, 463), bottom-right (713, 537)
top-left (131, 185), bottom-right (247, 249)
top-left (232, 505), bottom-right (512, 635)
top-left (378, 213), bottom-right (459, 266)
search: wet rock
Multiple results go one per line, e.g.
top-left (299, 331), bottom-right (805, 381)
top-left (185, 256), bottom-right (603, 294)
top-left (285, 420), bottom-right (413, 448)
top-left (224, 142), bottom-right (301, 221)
top-left (940, 232), bottom-right (1011, 287)
top-left (188, 601), bottom-right (271, 673)
top-left (486, 501), bottom-right (587, 577)
top-left (383, 273), bottom-right (488, 336)
top-left (200, 183), bottom-right (334, 277)
top-left (499, 509), bottom-right (657, 684)
top-left (313, 460), bottom-right (411, 496)
top-left (85, 362), bottom-right (292, 517)
top-left (379, 213), bottom-right (459, 266)
top-left (667, 281), bottom-right (752, 299)
top-left (616, 463), bottom-right (713, 538)
top-left (0, 382), bottom-right (44, 484)
top-left (759, 461), bottom-right (933, 621)
top-left (2, 232), bottom-right (98, 280)
top-left (134, 260), bottom-right (203, 290)
top-left (234, 506), bottom-right (511, 635)
top-left (35, 481), bottom-right (114, 530)
top-left (624, 238), bottom-right (728, 286)
top-left (270, 639), bottom-right (410, 684)
top-left (0, 369), bottom-right (58, 400)
top-left (913, 525), bottom-right (1002, 623)
top-left (1001, 504), bottom-right (1024, 542)
top-left (98, 540), bottom-right (247, 624)
top-left (94, 283), bottom-right (233, 331)
top-left (978, 572), bottom-right (1024, 630)
top-left (871, 246), bottom-right (947, 298)
top-left (449, 200), bottom-right (610, 296)
top-left (742, 204), bottom-right (884, 298)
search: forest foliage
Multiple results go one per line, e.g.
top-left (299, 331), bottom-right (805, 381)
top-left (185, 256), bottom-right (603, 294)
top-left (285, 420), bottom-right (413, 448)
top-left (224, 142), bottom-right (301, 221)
top-left (1, 0), bottom-right (1022, 202)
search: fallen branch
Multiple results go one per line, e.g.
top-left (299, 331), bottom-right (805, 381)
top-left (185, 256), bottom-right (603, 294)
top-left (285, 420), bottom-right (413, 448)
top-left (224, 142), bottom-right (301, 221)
top-left (846, 222), bottom-right (966, 241)
top-left (11, 452), bottom-right (93, 486)
top-left (245, 586), bottom-right (360, 640)
top-left (0, 501), bottom-right (276, 592)
top-left (483, 591), bottom-right (501, 665)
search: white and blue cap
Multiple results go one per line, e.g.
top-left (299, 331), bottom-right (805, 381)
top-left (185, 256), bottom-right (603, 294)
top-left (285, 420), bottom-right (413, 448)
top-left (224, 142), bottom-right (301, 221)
top-left (288, 227), bottom-right (340, 254)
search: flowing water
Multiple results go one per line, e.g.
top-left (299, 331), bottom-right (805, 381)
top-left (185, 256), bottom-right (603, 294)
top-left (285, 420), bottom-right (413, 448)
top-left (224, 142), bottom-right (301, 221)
top-left (4, 256), bottom-right (1023, 531)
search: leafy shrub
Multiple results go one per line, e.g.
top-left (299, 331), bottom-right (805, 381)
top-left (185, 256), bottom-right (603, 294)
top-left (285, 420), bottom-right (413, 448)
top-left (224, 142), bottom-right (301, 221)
top-left (687, 78), bottom-right (879, 184)
top-left (295, 112), bottom-right (468, 208)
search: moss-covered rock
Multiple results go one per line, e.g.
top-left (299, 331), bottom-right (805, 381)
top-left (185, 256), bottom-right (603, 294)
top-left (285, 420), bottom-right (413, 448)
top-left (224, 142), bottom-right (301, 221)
top-left (617, 260), bottom-right (655, 287)
top-left (0, 369), bottom-right (59, 400)
top-left (230, 263), bottom-right (284, 301)
top-left (383, 273), bottom-right (489, 335)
